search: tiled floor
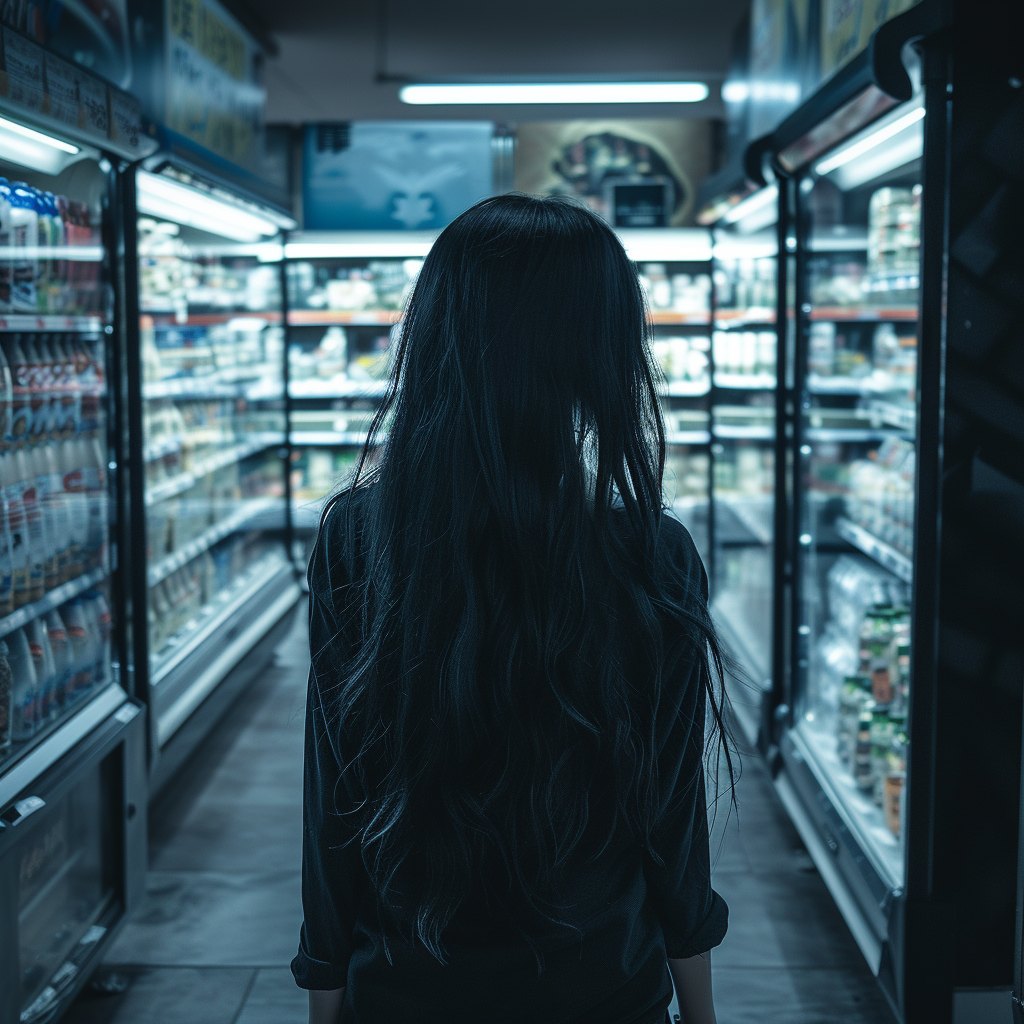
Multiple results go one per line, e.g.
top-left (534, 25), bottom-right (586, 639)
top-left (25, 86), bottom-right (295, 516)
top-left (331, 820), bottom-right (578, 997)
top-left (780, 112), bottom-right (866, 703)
top-left (64, 604), bottom-right (895, 1024)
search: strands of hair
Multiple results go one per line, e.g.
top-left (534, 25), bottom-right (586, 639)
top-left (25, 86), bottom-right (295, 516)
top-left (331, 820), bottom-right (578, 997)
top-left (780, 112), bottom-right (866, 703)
top-left (311, 193), bottom-right (735, 970)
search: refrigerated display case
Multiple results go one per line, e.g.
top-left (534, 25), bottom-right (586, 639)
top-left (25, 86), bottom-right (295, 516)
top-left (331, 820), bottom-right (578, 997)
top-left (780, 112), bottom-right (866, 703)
top-left (767, 1), bottom-right (1023, 1019)
top-left (129, 170), bottom-right (301, 792)
top-left (284, 230), bottom-right (715, 562)
top-left (709, 212), bottom-right (778, 742)
top-left (0, 71), bottom-right (151, 1024)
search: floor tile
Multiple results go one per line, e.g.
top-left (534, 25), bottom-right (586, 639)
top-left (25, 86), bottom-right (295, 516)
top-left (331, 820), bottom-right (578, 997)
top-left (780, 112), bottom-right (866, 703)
top-left (235, 968), bottom-right (308, 1024)
top-left (61, 967), bottom-right (254, 1024)
top-left (103, 871), bottom-right (302, 968)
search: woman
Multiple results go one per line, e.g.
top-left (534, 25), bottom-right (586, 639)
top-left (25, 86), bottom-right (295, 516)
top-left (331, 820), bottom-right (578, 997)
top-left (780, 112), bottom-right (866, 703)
top-left (293, 194), bottom-right (733, 1024)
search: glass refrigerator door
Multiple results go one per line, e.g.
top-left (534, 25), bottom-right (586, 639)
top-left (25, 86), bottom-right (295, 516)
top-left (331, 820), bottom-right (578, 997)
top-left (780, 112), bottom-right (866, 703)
top-left (794, 100), bottom-right (923, 890)
top-left (137, 175), bottom-right (289, 730)
top-left (0, 144), bottom-right (117, 776)
top-left (641, 260), bottom-right (712, 562)
top-left (710, 227), bottom-right (778, 699)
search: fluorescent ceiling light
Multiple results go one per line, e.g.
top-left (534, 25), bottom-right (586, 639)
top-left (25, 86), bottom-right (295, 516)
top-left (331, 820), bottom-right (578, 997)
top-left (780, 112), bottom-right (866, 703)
top-left (720, 184), bottom-right (778, 226)
top-left (136, 170), bottom-right (283, 242)
top-left (616, 228), bottom-right (712, 262)
top-left (285, 239), bottom-right (437, 259)
top-left (0, 115), bottom-right (80, 175)
top-left (814, 105), bottom-right (925, 176)
top-left (399, 82), bottom-right (709, 105)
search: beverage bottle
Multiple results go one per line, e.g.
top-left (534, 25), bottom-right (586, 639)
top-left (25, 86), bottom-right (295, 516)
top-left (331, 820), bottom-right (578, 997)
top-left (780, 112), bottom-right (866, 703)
top-left (8, 626), bottom-right (37, 742)
top-left (73, 336), bottom-right (99, 434)
top-left (80, 433), bottom-right (107, 571)
top-left (9, 182), bottom-right (39, 312)
top-left (44, 609), bottom-right (70, 708)
top-left (34, 187), bottom-right (52, 313)
top-left (2, 451), bottom-right (30, 608)
top-left (0, 470), bottom-right (12, 616)
top-left (60, 436), bottom-right (86, 580)
top-left (14, 445), bottom-right (48, 601)
top-left (0, 339), bottom-right (14, 444)
top-left (62, 599), bottom-right (91, 697)
top-left (57, 196), bottom-right (75, 312)
top-left (26, 617), bottom-right (56, 724)
top-left (38, 335), bottom-right (62, 440)
top-left (7, 334), bottom-right (32, 443)
top-left (0, 640), bottom-right (11, 756)
top-left (0, 178), bottom-right (12, 311)
top-left (44, 193), bottom-right (65, 312)
top-left (40, 441), bottom-right (70, 584)
top-left (33, 444), bottom-right (61, 591)
top-left (55, 335), bottom-right (79, 436)
top-left (87, 591), bottom-right (112, 687)
top-left (25, 333), bottom-right (53, 442)
top-left (78, 595), bottom-right (100, 694)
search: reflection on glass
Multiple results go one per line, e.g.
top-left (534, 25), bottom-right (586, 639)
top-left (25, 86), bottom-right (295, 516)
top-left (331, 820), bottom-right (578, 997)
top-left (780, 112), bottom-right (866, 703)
top-left (796, 101), bottom-right (922, 885)
top-left (138, 212), bottom-right (287, 676)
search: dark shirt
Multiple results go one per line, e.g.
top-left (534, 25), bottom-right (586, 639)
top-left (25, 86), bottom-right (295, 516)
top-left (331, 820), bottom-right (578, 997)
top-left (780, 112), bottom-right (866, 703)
top-left (292, 495), bottom-right (728, 1023)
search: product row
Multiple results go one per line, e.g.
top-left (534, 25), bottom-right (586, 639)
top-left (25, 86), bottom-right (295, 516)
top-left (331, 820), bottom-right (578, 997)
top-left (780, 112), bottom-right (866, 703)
top-left (0, 437), bottom-right (107, 613)
top-left (0, 591), bottom-right (112, 757)
top-left (148, 538), bottom-right (280, 660)
top-left (141, 321), bottom-right (284, 384)
top-left (146, 453), bottom-right (283, 564)
top-left (138, 219), bottom-right (281, 314)
top-left (712, 330), bottom-right (777, 379)
top-left (1, 333), bottom-right (106, 444)
top-left (637, 266), bottom-right (710, 314)
top-left (0, 179), bottom-right (104, 315)
top-left (845, 438), bottom-right (915, 556)
top-left (714, 255), bottom-right (777, 313)
top-left (651, 335), bottom-right (710, 383)
top-left (287, 260), bottom-right (421, 313)
top-left (288, 327), bottom-right (391, 383)
top-left (808, 321), bottom-right (916, 397)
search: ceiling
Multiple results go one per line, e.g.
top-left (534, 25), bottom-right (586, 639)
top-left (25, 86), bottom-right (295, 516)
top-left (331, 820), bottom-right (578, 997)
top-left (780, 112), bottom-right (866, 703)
top-left (233, 0), bottom-right (747, 124)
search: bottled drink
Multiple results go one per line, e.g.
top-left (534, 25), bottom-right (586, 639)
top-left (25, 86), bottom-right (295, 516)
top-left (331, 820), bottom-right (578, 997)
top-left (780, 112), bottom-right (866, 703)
top-left (0, 640), bottom-right (11, 756)
top-left (14, 446), bottom-right (48, 602)
top-left (33, 444), bottom-right (62, 591)
top-left (2, 450), bottom-right (30, 608)
top-left (7, 334), bottom-right (33, 443)
top-left (62, 599), bottom-right (92, 698)
top-left (9, 182), bottom-right (39, 312)
top-left (80, 433), bottom-right (107, 571)
top-left (40, 441), bottom-right (70, 584)
top-left (23, 333), bottom-right (51, 442)
top-left (44, 610), bottom-right (70, 708)
top-left (77, 335), bottom-right (102, 433)
top-left (87, 591), bottom-right (112, 687)
top-left (60, 438), bottom-right (86, 580)
top-left (0, 178), bottom-right (12, 311)
top-left (26, 617), bottom-right (56, 724)
top-left (8, 626), bottom-right (37, 741)
top-left (34, 187), bottom-right (53, 312)
top-left (0, 339), bottom-right (14, 444)
top-left (54, 334), bottom-right (79, 436)
top-left (45, 193), bottom-right (66, 312)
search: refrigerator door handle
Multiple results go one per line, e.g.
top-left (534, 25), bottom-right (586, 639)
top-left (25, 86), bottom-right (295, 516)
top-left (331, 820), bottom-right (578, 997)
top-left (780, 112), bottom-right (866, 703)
top-left (1, 794), bottom-right (46, 827)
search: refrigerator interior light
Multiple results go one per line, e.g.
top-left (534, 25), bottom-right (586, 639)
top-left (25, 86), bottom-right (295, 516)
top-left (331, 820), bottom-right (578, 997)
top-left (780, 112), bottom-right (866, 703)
top-left (284, 235), bottom-right (438, 259)
top-left (616, 228), bottom-right (712, 262)
top-left (814, 104), bottom-right (925, 186)
top-left (136, 171), bottom-right (283, 242)
top-left (0, 115), bottom-right (81, 175)
top-left (720, 184), bottom-right (779, 233)
top-left (399, 82), bottom-right (709, 105)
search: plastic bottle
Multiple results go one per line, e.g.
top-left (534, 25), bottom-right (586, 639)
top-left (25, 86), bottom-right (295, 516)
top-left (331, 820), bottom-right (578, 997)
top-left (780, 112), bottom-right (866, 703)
top-left (44, 610), bottom-right (70, 709)
top-left (9, 182), bottom-right (39, 312)
top-left (8, 626), bottom-right (37, 741)
top-left (80, 433), bottom-right (107, 571)
top-left (44, 193), bottom-right (65, 312)
top-left (87, 591), bottom-right (111, 687)
top-left (0, 340), bottom-right (13, 445)
top-left (60, 437), bottom-right (86, 581)
top-left (26, 617), bottom-right (56, 724)
top-left (56, 196), bottom-right (74, 312)
top-left (37, 335), bottom-right (62, 440)
top-left (14, 445), bottom-right (48, 602)
top-left (62, 599), bottom-right (91, 698)
top-left (26, 333), bottom-right (53, 442)
top-left (2, 451), bottom-right (29, 608)
top-left (33, 444), bottom-right (62, 591)
top-left (0, 178), bottom-right (12, 311)
top-left (54, 335), bottom-right (79, 436)
top-left (0, 470), bottom-right (12, 617)
top-left (6, 334), bottom-right (32, 443)
top-left (34, 188), bottom-right (52, 313)
top-left (0, 640), bottom-right (11, 756)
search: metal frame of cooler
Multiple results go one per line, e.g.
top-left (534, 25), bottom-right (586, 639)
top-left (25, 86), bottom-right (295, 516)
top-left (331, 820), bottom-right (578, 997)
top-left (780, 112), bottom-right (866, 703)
top-left (759, 2), bottom-right (1024, 1021)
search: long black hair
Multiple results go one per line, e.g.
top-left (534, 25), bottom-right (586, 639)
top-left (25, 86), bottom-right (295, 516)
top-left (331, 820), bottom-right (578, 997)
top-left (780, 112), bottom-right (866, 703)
top-left (317, 193), bottom-right (733, 964)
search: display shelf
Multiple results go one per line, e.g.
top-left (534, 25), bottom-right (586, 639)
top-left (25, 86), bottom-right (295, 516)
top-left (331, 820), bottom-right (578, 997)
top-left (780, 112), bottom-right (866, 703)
top-left (794, 723), bottom-right (904, 890)
top-left (713, 591), bottom-right (771, 689)
top-left (143, 437), bottom-right (182, 463)
top-left (289, 377), bottom-right (389, 399)
top-left (142, 311), bottom-right (281, 326)
top-left (0, 314), bottom-right (105, 332)
top-left (0, 568), bottom-right (110, 640)
top-left (714, 372), bottom-right (776, 391)
top-left (288, 309), bottom-right (401, 326)
top-left (719, 494), bottom-right (773, 546)
top-left (667, 430), bottom-right (712, 445)
top-left (714, 307), bottom-right (776, 328)
top-left (869, 400), bottom-right (916, 432)
top-left (143, 365), bottom-right (280, 400)
top-left (147, 497), bottom-right (278, 587)
top-left (807, 374), bottom-right (887, 395)
top-left (660, 379), bottom-right (711, 397)
top-left (834, 516), bottom-right (913, 583)
top-left (150, 554), bottom-right (291, 685)
top-left (648, 311), bottom-right (711, 325)
top-left (809, 306), bottom-right (917, 322)
top-left (713, 423), bottom-right (775, 440)
top-left (145, 438), bottom-right (279, 506)
top-left (290, 430), bottom-right (372, 447)
top-left (805, 427), bottom-right (904, 442)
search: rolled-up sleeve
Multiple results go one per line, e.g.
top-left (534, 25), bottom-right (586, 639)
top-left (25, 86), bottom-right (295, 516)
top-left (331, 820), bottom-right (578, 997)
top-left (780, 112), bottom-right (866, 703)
top-left (291, 513), bottom-right (366, 990)
top-left (642, 519), bottom-right (728, 958)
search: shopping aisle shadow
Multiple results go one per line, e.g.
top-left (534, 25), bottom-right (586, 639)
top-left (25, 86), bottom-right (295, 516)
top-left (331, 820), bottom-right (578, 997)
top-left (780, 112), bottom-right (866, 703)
top-left (64, 603), bottom-right (894, 1024)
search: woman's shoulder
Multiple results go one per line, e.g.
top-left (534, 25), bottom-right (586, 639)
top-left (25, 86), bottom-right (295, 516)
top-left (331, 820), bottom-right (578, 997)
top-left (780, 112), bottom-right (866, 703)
top-left (309, 484), bottom-right (373, 594)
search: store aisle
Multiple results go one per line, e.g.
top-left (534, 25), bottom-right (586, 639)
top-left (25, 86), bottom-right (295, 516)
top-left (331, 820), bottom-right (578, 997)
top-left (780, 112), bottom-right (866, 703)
top-left (63, 604), bottom-right (894, 1024)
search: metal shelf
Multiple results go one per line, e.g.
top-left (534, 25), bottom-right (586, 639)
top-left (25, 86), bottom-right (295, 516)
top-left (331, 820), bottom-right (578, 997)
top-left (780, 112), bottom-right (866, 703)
top-left (805, 427), bottom-right (905, 442)
top-left (809, 306), bottom-right (917, 322)
top-left (289, 377), bottom-right (389, 399)
top-left (142, 311), bottom-right (281, 326)
top-left (869, 400), bottom-right (916, 432)
top-left (661, 380), bottom-right (711, 397)
top-left (143, 365), bottom-right (280, 400)
top-left (0, 568), bottom-right (110, 640)
top-left (0, 314), bottom-right (104, 332)
top-left (144, 438), bottom-right (279, 506)
top-left (667, 430), bottom-right (712, 445)
top-left (714, 372), bottom-right (776, 391)
top-left (834, 516), bottom-right (913, 583)
top-left (714, 308), bottom-right (776, 329)
top-left (147, 497), bottom-right (278, 587)
top-left (713, 423), bottom-right (775, 440)
top-left (290, 430), bottom-right (371, 446)
top-left (288, 309), bottom-right (402, 326)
